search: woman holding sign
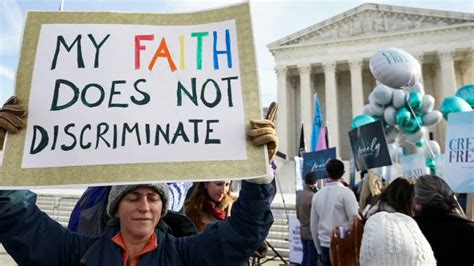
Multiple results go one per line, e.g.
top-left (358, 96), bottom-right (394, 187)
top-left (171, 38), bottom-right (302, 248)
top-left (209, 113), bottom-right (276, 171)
top-left (0, 100), bottom-right (279, 265)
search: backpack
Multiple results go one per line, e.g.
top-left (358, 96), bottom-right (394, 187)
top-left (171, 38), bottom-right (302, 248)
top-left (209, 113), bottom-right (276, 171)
top-left (68, 183), bottom-right (196, 237)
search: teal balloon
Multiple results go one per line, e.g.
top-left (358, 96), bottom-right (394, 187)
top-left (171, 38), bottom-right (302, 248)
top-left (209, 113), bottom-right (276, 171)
top-left (407, 91), bottom-right (423, 111)
top-left (395, 107), bottom-right (411, 127)
top-left (403, 117), bottom-right (421, 134)
top-left (414, 139), bottom-right (425, 148)
top-left (455, 84), bottom-right (474, 108)
top-left (440, 96), bottom-right (473, 120)
top-left (351, 115), bottom-right (376, 128)
top-left (426, 158), bottom-right (436, 175)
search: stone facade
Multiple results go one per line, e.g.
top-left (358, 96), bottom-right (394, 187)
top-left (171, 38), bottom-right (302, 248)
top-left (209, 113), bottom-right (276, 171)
top-left (268, 3), bottom-right (474, 160)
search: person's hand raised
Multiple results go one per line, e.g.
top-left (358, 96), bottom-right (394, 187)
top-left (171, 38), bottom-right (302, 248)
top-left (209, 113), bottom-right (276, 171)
top-left (0, 96), bottom-right (27, 149)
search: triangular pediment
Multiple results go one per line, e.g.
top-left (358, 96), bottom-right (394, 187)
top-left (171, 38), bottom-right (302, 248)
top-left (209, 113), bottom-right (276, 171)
top-left (268, 3), bottom-right (474, 49)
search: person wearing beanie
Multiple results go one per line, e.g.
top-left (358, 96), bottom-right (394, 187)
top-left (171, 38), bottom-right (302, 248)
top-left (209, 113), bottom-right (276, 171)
top-left (414, 175), bottom-right (474, 266)
top-left (0, 113), bottom-right (278, 266)
top-left (310, 159), bottom-right (359, 266)
top-left (360, 177), bottom-right (436, 266)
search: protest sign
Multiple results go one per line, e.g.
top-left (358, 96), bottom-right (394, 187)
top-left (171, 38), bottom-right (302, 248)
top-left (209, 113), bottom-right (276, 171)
top-left (288, 216), bottom-right (303, 264)
top-left (348, 121), bottom-right (392, 171)
top-left (0, 3), bottom-right (268, 186)
top-left (302, 148), bottom-right (336, 180)
top-left (399, 153), bottom-right (429, 179)
top-left (444, 111), bottom-right (474, 193)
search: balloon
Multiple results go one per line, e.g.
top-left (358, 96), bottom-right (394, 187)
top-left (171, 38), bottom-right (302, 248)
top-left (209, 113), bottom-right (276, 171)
top-left (414, 139), bottom-right (425, 148)
top-left (426, 158), bottom-right (437, 175)
top-left (392, 89), bottom-right (406, 108)
top-left (367, 102), bottom-right (385, 116)
top-left (408, 82), bottom-right (425, 95)
top-left (403, 116), bottom-right (422, 134)
top-left (455, 84), bottom-right (474, 108)
top-left (369, 48), bottom-right (421, 88)
top-left (383, 106), bottom-right (397, 126)
top-left (422, 110), bottom-right (442, 127)
top-left (425, 140), bottom-right (441, 160)
top-left (351, 115), bottom-right (377, 128)
top-left (363, 104), bottom-right (376, 116)
top-left (395, 107), bottom-right (411, 127)
top-left (419, 94), bottom-right (435, 113)
top-left (372, 84), bottom-right (393, 105)
top-left (407, 91), bottom-right (423, 112)
top-left (440, 96), bottom-right (472, 120)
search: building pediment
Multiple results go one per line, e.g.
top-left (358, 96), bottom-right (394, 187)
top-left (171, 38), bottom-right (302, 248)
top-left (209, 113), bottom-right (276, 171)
top-left (268, 3), bottom-right (474, 49)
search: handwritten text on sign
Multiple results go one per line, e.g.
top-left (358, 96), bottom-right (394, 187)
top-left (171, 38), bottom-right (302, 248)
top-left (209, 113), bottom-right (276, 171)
top-left (22, 20), bottom-right (246, 168)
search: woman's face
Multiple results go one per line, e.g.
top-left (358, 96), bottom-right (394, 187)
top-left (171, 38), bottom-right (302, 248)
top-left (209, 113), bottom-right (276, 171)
top-left (206, 181), bottom-right (231, 202)
top-left (117, 187), bottom-right (163, 240)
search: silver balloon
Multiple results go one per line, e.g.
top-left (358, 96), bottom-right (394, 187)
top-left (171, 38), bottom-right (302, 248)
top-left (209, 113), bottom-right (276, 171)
top-left (363, 104), bottom-right (376, 116)
top-left (369, 48), bottom-right (421, 88)
top-left (383, 106), bottom-right (397, 126)
top-left (423, 110), bottom-right (442, 127)
top-left (392, 88), bottom-right (406, 108)
top-left (372, 84), bottom-right (393, 105)
top-left (368, 102), bottom-right (385, 116)
top-left (420, 94), bottom-right (435, 114)
top-left (425, 140), bottom-right (441, 160)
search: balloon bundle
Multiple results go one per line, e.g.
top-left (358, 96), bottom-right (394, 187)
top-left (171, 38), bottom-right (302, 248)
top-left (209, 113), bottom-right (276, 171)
top-left (351, 48), bottom-right (443, 175)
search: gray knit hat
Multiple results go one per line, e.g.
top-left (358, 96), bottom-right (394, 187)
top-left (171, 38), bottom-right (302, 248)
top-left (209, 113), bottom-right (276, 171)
top-left (107, 183), bottom-right (169, 218)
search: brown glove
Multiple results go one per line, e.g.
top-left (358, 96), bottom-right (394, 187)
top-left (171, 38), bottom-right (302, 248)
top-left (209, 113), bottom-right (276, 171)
top-left (0, 96), bottom-right (27, 150)
top-left (248, 102), bottom-right (279, 162)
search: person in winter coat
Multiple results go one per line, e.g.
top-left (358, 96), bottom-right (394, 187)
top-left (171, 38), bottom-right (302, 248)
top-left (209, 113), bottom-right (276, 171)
top-left (0, 98), bottom-right (279, 266)
top-left (414, 174), bottom-right (474, 266)
top-left (184, 181), bottom-right (237, 232)
top-left (360, 177), bottom-right (436, 266)
top-left (296, 171), bottom-right (318, 266)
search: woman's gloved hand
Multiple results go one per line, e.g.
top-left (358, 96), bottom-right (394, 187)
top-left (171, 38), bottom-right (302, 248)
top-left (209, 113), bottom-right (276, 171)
top-left (0, 96), bottom-right (27, 149)
top-left (248, 102), bottom-right (278, 162)
top-left (246, 102), bottom-right (278, 185)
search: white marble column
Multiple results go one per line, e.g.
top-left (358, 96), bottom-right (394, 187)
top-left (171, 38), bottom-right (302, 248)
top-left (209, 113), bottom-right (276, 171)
top-left (275, 66), bottom-right (288, 156)
top-left (323, 62), bottom-right (340, 155)
top-left (349, 60), bottom-right (364, 118)
top-left (438, 50), bottom-right (457, 97)
top-left (416, 54), bottom-right (425, 89)
top-left (298, 64), bottom-right (312, 147)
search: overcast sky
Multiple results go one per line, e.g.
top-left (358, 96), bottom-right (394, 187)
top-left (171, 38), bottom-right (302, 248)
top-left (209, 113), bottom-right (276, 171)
top-left (1, 0), bottom-right (473, 106)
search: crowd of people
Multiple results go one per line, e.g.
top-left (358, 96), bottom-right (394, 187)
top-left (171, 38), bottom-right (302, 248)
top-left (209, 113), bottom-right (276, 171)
top-left (296, 159), bottom-right (474, 266)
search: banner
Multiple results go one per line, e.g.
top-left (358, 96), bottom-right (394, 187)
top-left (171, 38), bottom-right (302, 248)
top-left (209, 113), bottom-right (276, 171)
top-left (348, 121), bottom-right (392, 171)
top-left (310, 93), bottom-right (323, 151)
top-left (302, 148), bottom-right (336, 180)
top-left (288, 216), bottom-right (303, 264)
top-left (0, 4), bottom-right (268, 186)
top-left (399, 153), bottom-right (429, 179)
top-left (444, 111), bottom-right (474, 193)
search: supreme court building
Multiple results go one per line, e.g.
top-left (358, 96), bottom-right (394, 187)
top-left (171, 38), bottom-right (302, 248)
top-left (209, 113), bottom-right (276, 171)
top-left (268, 3), bottom-right (474, 161)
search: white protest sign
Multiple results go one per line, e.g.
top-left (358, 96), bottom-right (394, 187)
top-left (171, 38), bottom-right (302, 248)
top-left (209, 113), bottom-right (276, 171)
top-left (444, 111), bottom-right (474, 193)
top-left (289, 216), bottom-right (303, 264)
top-left (23, 21), bottom-right (245, 168)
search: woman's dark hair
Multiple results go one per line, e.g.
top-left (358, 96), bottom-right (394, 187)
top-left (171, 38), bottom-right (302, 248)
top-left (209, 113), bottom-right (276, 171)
top-left (415, 175), bottom-right (465, 217)
top-left (376, 177), bottom-right (415, 216)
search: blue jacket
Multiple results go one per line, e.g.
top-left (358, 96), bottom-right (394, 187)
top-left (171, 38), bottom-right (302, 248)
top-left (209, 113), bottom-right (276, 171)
top-left (0, 181), bottom-right (274, 266)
